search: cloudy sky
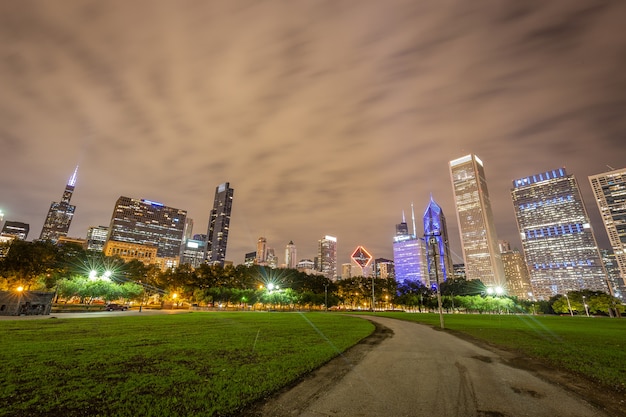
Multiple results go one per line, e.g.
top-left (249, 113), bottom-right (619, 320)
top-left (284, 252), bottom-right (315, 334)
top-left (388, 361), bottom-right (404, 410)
top-left (1, 0), bottom-right (625, 266)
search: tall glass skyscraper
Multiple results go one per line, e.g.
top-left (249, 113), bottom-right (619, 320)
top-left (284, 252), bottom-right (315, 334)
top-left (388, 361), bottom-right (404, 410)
top-left (39, 166), bottom-right (78, 243)
top-left (423, 196), bottom-right (453, 283)
top-left (511, 168), bottom-right (609, 299)
top-left (318, 235), bottom-right (337, 280)
top-left (206, 182), bottom-right (234, 266)
top-left (392, 212), bottom-right (428, 286)
top-left (107, 196), bottom-right (187, 259)
top-left (589, 167), bottom-right (626, 293)
top-left (449, 155), bottom-right (504, 286)
top-left (285, 241), bottom-right (297, 269)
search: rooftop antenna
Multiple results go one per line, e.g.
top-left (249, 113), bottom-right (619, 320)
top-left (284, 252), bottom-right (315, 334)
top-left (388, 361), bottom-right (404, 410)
top-left (411, 202), bottom-right (417, 237)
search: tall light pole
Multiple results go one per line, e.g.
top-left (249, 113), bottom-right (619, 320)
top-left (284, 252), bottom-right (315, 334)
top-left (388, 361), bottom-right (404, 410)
top-left (583, 295), bottom-right (590, 317)
top-left (324, 283), bottom-right (328, 312)
top-left (427, 234), bottom-right (444, 329)
top-left (371, 274), bottom-right (375, 312)
top-left (565, 294), bottom-right (574, 316)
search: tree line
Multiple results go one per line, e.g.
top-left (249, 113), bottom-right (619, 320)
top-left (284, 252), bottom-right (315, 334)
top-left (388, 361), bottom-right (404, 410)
top-left (0, 239), bottom-right (622, 315)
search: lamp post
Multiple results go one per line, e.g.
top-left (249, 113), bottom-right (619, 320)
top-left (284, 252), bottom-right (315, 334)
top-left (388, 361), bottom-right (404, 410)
top-left (324, 283), bottom-right (328, 312)
top-left (583, 295), bottom-right (590, 317)
top-left (427, 234), bottom-right (444, 329)
top-left (15, 286), bottom-right (24, 316)
top-left (564, 294), bottom-right (574, 316)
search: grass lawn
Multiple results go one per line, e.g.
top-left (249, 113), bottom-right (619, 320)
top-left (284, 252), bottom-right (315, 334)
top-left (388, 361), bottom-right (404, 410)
top-left (369, 312), bottom-right (626, 393)
top-left (0, 312), bottom-right (374, 417)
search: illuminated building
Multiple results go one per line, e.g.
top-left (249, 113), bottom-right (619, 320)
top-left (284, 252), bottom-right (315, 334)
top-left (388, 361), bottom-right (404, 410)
top-left (104, 240), bottom-right (157, 264)
top-left (511, 168), bottom-right (609, 299)
top-left (392, 209), bottom-right (428, 286)
top-left (599, 249), bottom-right (625, 299)
top-left (86, 226), bottom-right (109, 251)
top-left (57, 236), bottom-right (88, 249)
top-left (449, 154), bottom-right (505, 286)
top-left (341, 263), bottom-right (352, 279)
top-left (181, 238), bottom-right (207, 268)
top-left (351, 246), bottom-right (373, 277)
top-left (285, 241), bottom-right (297, 269)
top-left (318, 235), bottom-right (337, 280)
top-left (256, 237), bottom-right (267, 264)
top-left (244, 251), bottom-right (256, 266)
top-left (206, 182), bottom-right (234, 266)
top-left (266, 248), bottom-right (278, 269)
top-left (39, 166), bottom-right (78, 243)
top-left (589, 167), bottom-right (626, 290)
top-left (500, 249), bottom-right (533, 300)
top-left (1, 221), bottom-right (29, 240)
top-left (374, 258), bottom-right (394, 279)
top-left (423, 196), bottom-right (453, 283)
top-left (107, 196), bottom-right (187, 259)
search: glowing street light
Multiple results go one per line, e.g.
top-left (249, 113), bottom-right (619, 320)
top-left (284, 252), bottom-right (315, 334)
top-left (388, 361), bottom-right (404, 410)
top-left (15, 285), bottom-right (24, 315)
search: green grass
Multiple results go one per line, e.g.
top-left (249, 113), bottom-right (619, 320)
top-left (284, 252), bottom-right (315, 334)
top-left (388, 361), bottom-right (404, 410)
top-left (369, 312), bottom-right (626, 392)
top-left (0, 312), bottom-right (374, 417)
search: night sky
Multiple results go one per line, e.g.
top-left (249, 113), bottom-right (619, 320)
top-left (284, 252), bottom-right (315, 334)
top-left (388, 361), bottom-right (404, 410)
top-left (1, 1), bottom-right (625, 266)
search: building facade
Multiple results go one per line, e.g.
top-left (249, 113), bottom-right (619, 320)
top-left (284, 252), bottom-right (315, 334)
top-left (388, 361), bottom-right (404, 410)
top-left (256, 237), bottom-right (267, 265)
top-left (449, 154), bottom-right (505, 286)
top-left (206, 182), bottom-right (234, 266)
top-left (39, 166), bottom-right (78, 243)
top-left (285, 241), bottom-right (297, 269)
top-left (423, 196), bottom-right (454, 283)
top-left (318, 235), bottom-right (337, 281)
top-left (180, 238), bottom-right (207, 268)
top-left (501, 249), bottom-right (533, 300)
top-left (107, 196), bottom-right (187, 260)
top-left (511, 168), bottom-right (609, 299)
top-left (1, 221), bottom-right (30, 240)
top-left (86, 225), bottom-right (109, 251)
top-left (392, 214), bottom-right (429, 286)
top-left (589, 167), bottom-right (626, 289)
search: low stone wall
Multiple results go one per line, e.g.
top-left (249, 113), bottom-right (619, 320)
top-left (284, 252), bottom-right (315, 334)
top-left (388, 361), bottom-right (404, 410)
top-left (0, 291), bottom-right (55, 316)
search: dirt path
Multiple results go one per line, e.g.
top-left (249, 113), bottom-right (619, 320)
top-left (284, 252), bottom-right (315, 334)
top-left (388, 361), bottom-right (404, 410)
top-left (244, 316), bottom-right (625, 417)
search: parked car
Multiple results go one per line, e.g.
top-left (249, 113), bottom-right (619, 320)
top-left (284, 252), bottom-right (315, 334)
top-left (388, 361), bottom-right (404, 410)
top-left (104, 303), bottom-right (128, 311)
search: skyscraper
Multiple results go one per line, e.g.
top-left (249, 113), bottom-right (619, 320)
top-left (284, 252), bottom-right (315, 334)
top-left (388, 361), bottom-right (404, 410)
top-left (500, 249), bottom-right (533, 300)
top-left (285, 241), bottom-right (297, 269)
top-left (1, 221), bottom-right (30, 240)
top-left (106, 196), bottom-right (187, 260)
top-left (206, 182), bottom-right (234, 266)
top-left (392, 209), bottom-right (429, 286)
top-left (423, 196), bottom-right (453, 282)
top-left (86, 225), bottom-right (109, 251)
top-left (511, 168), bottom-right (609, 299)
top-left (589, 167), bottom-right (626, 290)
top-left (318, 235), bottom-right (337, 281)
top-left (256, 237), bottom-right (267, 265)
top-left (449, 154), bottom-right (504, 286)
top-left (39, 166), bottom-right (78, 243)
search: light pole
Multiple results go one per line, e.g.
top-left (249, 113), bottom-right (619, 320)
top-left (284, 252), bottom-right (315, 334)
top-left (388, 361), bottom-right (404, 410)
top-left (583, 295), bottom-right (590, 317)
top-left (564, 294), bottom-right (573, 316)
top-left (324, 283), bottom-right (328, 312)
top-left (427, 234), bottom-right (444, 329)
top-left (371, 275), bottom-right (375, 312)
top-left (15, 286), bottom-right (24, 316)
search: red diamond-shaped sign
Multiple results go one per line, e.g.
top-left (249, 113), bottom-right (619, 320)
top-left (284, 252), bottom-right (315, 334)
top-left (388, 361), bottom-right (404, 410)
top-left (351, 246), bottom-right (373, 268)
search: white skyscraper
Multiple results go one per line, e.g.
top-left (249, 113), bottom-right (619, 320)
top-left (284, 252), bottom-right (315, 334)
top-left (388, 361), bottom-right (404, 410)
top-left (318, 235), bottom-right (337, 281)
top-left (449, 154), bottom-right (505, 286)
top-left (285, 241), bottom-right (297, 269)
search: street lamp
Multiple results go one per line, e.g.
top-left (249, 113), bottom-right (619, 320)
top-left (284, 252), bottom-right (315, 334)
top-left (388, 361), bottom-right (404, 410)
top-left (15, 286), bottom-right (24, 316)
top-left (583, 296), bottom-right (590, 317)
top-left (427, 234), bottom-right (444, 329)
top-left (564, 294), bottom-right (574, 316)
top-left (324, 283), bottom-right (328, 312)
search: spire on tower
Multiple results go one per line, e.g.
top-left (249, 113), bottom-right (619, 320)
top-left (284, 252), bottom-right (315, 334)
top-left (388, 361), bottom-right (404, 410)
top-left (411, 202), bottom-right (417, 237)
top-left (68, 166), bottom-right (79, 187)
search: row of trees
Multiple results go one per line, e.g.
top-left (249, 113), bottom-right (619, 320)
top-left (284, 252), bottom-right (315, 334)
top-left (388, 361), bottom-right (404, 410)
top-left (0, 239), bottom-right (623, 315)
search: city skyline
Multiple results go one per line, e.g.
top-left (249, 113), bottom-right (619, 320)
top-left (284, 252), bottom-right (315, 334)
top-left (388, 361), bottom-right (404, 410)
top-left (1, 1), bottom-right (626, 266)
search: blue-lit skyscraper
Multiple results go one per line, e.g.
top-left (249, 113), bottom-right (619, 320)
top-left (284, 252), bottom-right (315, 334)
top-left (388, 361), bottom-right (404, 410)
top-left (393, 207), bottom-right (428, 286)
top-left (511, 168), bottom-right (609, 299)
top-left (423, 196), bottom-right (453, 283)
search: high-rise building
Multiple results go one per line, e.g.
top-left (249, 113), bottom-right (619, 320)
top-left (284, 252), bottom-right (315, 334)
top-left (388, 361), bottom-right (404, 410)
top-left (256, 237), bottom-right (267, 264)
top-left (500, 249), bottom-right (533, 300)
top-left (341, 263), bottom-right (352, 279)
top-left (589, 167), bottom-right (626, 288)
top-left (599, 249), bottom-right (625, 299)
top-left (86, 225), bottom-right (109, 251)
top-left (39, 166), bottom-right (79, 243)
top-left (266, 248), bottom-right (278, 269)
top-left (1, 221), bottom-right (30, 240)
top-left (206, 182), bottom-right (234, 266)
top-left (423, 196), bottom-right (454, 283)
top-left (511, 168), bottom-right (609, 299)
top-left (244, 251), bottom-right (256, 267)
top-left (392, 210), bottom-right (429, 286)
top-left (180, 238), bottom-right (207, 268)
top-left (285, 241), bottom-right (297, 269)
top-left (318, 235), bottom-right (337, 281)
top-left (107, 196), bottom-right (187, 260)
top-left (449, 154), bottom-right (505, 286)
top-left (374, 258), bottom-right (394, 279)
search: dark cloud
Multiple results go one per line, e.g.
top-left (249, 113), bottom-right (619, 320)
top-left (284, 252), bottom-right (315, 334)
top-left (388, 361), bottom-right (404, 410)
top-left (1, 0), bottom-right (625, 265)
